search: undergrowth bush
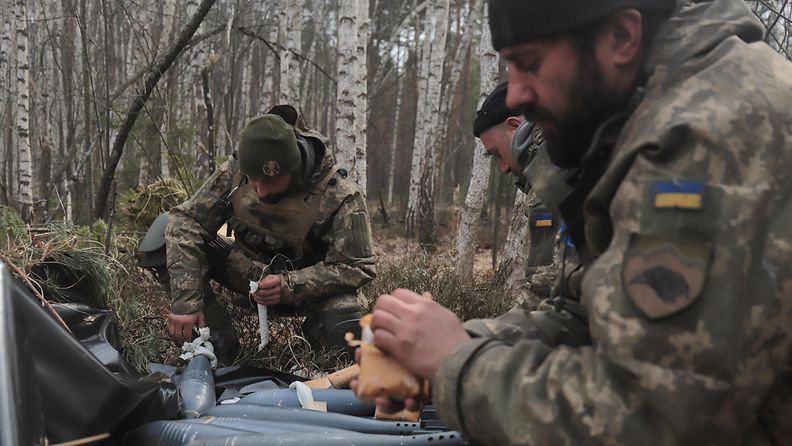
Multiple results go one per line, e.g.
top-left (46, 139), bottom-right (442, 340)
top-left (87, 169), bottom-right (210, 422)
top-left (118, 177), bottom-right (189, 233)
top-left (363, 249), bottom-right (513, 322)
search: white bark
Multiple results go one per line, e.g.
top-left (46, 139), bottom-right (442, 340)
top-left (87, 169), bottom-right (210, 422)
top-left (421, 0), bottom-right (450, 171)
top-left (404, 10), bottom-right (433, 232)
top-left (240, 59), bottom-right (250, 120)
top-left (262, 22), bottom-right (277, 111)
top-left (353, 0), bottom-right (369, 194)
top-left (414, 0), bottom-right (450, 241)
top-left (277, 2), bottom-right (289, 104)
top-left (386, 48), bottom-right (403, 206)
top-left (455, 7), bottom-right (498, 277)
top-left (160, 0), bottom-right (177, 179)
top-left (334, 0), bottom-right (358, 186)
top-left (1, 14), bottom-right (10, 107)
top-left (14, 0), bottom-right (33, 222)
top-left (1, 13), bottom-right (11, 195)
top-left (438, 0), bottom-right (480, 132)
top-left (286, 0), bottom-right (303, 106)
top-left (2, 4), bottom-right (15, 201)
top-left (138, 145), bottom-right (149, 186)
top-left (497, 191), bottom-right (531, 293)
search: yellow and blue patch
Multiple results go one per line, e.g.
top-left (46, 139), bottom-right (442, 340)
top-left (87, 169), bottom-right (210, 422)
top-left (534, 213), bottom-right (554, 228)
top-left (653, 180), bottom-right (704, 210)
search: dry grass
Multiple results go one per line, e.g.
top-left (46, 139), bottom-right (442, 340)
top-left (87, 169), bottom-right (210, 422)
top-left (0, 201), bottom-right (517, 377)
top-left (363, 248), bottom-right (512, 322)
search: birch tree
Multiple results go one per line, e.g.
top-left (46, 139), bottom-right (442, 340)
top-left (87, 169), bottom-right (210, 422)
top-left (415, 0), bottom-right (450, 245)
top-left (286, 0), bottom-right (303, 106)
top-left (353, 0), bottom-right (369, 194)
top-left (404, 10), bottom-right (432, 234)
top-left (261, 22), bottom-right (277, 112)
top-left (455, 8), bottom-right (497, 277)
top-left (438, 0), bottom-right (480, 134)
top-left (277, 2), bottom-right (290, 104)
top-left (1, 12), bottom-right (12, 204)
top-left (334, 0), bottom-right (359, 186)
top-left (160, 0), bottom-right (178, 179)
top-left (387, 44), bottom-right (405, 206)
top-left (496, 191), bottom-right (530, 293)
top-left (14, 0), bottom-right (33, 222)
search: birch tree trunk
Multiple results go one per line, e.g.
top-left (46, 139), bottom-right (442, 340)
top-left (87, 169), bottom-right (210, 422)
top-left (455, 7), bottom-right (497, 277)
top-left (416, 0), bottom-right (450, 246)
top-left (496, 191), bottom-right (530, 293)
top-left (14, 0), bottom-right (33, 222)
top-left (286, 0), bottom-right (303, 107)
top-left (1, 13), bottom-right (12, 204)
top-left (404, 10), bottom-right (432, 234)
top-left (262, 22), bottom-right (277, 111)
top-left (353, 0), bottom-right (369, 194)
top-left (248, 40), bottom-right (263, 117)
top-left (386, 48), bottom-right (403, 206)
top-left (334, 0), bottom-right (358, 185)
top-left (438, 0), bottom-right (480, 134)
top-left (277, 2), bottom-right (289, 104)
top-left (160, 0), bottom-right (177, 179)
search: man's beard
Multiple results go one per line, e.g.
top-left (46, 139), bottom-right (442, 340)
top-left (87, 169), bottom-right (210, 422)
top-left (522, 51), bottom-right (632, 169)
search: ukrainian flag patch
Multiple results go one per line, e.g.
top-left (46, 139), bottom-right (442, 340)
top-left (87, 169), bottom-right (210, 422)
top-left (653, 180), bottom-right (704, 210)
top-left (534, 213), bottom-right (554, 228)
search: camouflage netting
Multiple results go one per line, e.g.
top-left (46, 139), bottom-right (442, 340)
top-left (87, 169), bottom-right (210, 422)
top-left (119, 177), bottom-right (190, 233)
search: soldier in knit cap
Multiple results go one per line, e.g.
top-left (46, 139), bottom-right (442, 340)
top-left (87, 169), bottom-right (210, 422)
top-left (464, 81), bottom-right (588, 345)
top-left (164, 106), bottom-right (376, 361)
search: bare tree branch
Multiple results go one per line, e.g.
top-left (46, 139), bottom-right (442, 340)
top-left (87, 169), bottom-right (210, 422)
top-left (236, 26), bottom-right (336, 84)
top-left (94, 0), bottom-right (217, 219)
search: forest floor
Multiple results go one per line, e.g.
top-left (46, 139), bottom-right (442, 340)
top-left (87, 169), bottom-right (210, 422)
top-left (0, 198), bottom-right (516, 377)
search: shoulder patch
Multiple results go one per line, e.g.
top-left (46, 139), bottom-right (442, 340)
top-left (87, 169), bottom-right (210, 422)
top-left (653, 180), bottom-right (704, 210)
top-left (533, 212), bottom-right (554, 228)
top-left (623, 234), bottom-right (711, 319)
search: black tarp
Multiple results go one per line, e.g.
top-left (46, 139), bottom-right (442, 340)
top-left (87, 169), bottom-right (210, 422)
top-left (0, 265), bottom-right (180, 445)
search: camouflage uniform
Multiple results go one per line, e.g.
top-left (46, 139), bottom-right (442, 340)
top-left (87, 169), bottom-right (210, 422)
top-left (465, 125), bottom-right (588, 343)
top-left (165, 127), bottom-right (376, 352)
top-left (434, 1), bottom-right (792, 444)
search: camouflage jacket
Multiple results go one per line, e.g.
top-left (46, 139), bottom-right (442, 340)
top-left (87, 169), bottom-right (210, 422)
top-left (166, 144), bottom-right (377, 315)
top-left (434, 1), bottom-right (792, 444)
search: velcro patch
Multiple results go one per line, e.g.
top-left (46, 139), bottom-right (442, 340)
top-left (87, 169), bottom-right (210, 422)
top-left (351, 212), bottom-right (373, 258)
top-left (623, 234), bottom-right (711, 319)
top-left (534, 213), bottom-right (553, 228)
top-left (653, 180), bottom-right (704, 210)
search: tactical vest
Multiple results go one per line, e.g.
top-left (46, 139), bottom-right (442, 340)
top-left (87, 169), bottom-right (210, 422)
top-left (227, 162), bottom-right (337, 268)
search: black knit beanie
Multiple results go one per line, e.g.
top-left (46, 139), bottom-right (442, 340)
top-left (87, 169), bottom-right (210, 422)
top-left (488, 0), bottom-right (677, 51)
top-left (473, 80), bottom-right (520, 137)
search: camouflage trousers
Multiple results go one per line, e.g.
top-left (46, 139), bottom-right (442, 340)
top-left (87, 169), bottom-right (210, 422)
top-left (202, 241), bottom-right (363, 362)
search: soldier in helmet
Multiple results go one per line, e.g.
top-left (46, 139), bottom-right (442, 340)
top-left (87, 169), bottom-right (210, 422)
top-left (164, 106), bottom-right (376, 360)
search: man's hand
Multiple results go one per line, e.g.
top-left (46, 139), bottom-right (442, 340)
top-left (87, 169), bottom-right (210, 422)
top-left (350, 348), bottom-right (424, 414)
top-left (166, 310), bottom-right (206, 345)
top-left (371, 288), bottom-right (471, 379)
top-left (253, 274), bottom-right (282, 305)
